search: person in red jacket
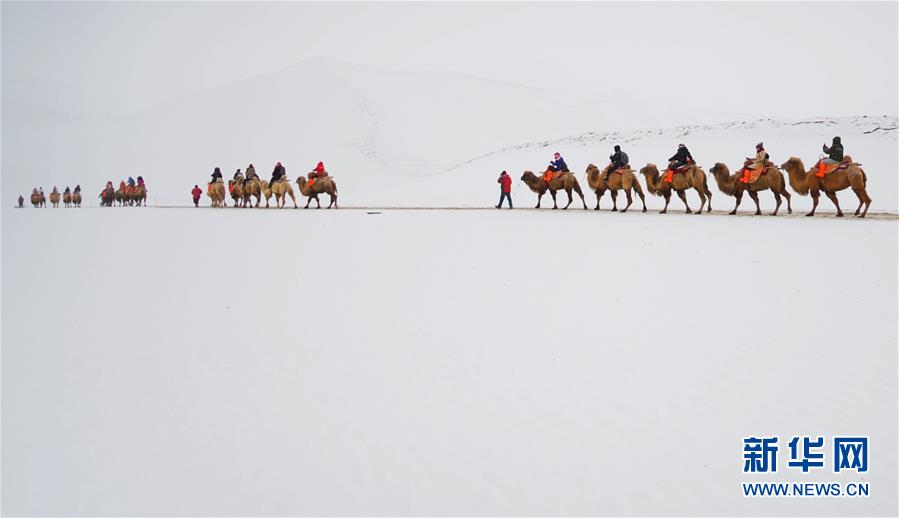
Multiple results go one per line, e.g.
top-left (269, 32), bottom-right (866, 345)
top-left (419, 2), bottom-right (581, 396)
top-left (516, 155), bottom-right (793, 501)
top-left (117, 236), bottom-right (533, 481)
top-left (191, 184), bottom-right (202, 207)
top-left (496, 170), bottom-right (513, 209)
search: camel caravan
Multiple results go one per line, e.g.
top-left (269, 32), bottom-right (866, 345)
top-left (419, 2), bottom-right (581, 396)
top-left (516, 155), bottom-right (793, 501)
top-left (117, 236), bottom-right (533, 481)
top-left (14, 137), bottom-right (872, 217)
top-left (515, 138), bottom-right (870, 217)
top-left (206, 161), bottom-right (338, 209)
top-left (99, 177), bottom-right (147, 207)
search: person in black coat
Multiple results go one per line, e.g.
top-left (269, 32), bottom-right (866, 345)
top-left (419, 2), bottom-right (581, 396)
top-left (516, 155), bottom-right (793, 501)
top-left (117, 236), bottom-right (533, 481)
top-left (270, 162), bottom-right (286, 185)
top-left (668, 144), bottom-right (694, 170)
top-left (604, 145), bottom-right (629, 182)
top-left (210, 167), bottom-right (223, 183)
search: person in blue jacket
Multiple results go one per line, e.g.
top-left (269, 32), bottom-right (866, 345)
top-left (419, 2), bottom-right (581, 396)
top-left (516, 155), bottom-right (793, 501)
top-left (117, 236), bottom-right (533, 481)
top-left (548, 152), bottom-right (569, 173)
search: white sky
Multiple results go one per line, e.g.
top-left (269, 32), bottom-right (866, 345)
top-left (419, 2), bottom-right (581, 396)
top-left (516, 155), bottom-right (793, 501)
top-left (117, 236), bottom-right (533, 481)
top-left (2, 1), bottom-right (897, 119)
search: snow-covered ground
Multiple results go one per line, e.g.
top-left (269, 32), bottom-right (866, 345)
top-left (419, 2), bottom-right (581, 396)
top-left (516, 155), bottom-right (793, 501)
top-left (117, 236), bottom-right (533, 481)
top-left (2, 207), bottom-right (896, 515)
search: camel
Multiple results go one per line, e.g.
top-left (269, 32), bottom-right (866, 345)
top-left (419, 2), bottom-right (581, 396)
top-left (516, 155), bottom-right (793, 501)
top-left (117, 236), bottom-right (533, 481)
top-left (781, 157), bottom-right (870, 218)
top-left (520, 171), bottom-right (587, 209)
top-left (242, 177), bottom-right (262, 208)
top-left (131, 184), bottom-right (147, 206)
top-left (708, 163), bottom-right (792, 216)
top-left (49, 190), bottom-right (60, 208)
top-left (638, 163), bottom-right (712, 214)
top-left (228, 179), bottom-right (244, 207)
top-left (31, 192), bottom-right (45, 208)
top-left (296, 176), bottom-right (339, 209)
top-left (269, 178), bottom-right (298, 208)
top-left (115, 186), bottom-right (126, 206)
top-left (73, 191), bottom-right (82, 207)
top-left (260, 181), bottom-right (274, 208)
top-left (99, 188), bottom-right (115, 207)
top-left (208, 181), bottom-right (226, 208)
top-left (63, 190), bottom-right (72, 207)
top-left (585, 164), bottom-right (646, 212)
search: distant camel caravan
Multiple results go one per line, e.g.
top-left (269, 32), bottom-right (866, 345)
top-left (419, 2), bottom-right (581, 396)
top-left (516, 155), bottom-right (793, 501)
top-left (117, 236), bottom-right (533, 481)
top-left (520, 170), bottom-right (587, 209)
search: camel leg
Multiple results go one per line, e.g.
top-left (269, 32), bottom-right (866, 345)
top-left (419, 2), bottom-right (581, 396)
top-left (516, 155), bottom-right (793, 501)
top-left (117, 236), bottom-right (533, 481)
top-left (622, 189), bottom-right (633, 213)
top-left (610, 190), bottom-right (618, 212)
top-left (694, 188), bottom-right (706, 215)
top-left (305, 196), bottom-right (311, 209)
top-left (851, 187), bottom-right (871, 217)
top-left (806, 190), bottom-right (819, 217)
top-left (676, 190), bottom-right (692, 214)
top-left (730, 191), bottom-right (743, 215)
top-left (781, 187), bottom-right (792, 215)
top-left (575, 184), bottom-right (588, 209)
top-left (852, 187), bottom-right (871, 218)
top-left (535, 192), bottom-right (543, 209)
top-left (561, 189), bottom-right (573, 210)
top-left (594, 189), bottom-right (603, 211)
top-left (660, 192), bottom-right (671, 214)
top-left (550, 190), bottom-right (559, 210)
top-left (747, 190), bottom-right (762, 216)
top-left (824, 190), bottom-right (843, 217)
top-left (315, 195), bottom-right (322, 209)
top-left (290, 192), bottom-right (297, 209)
top-left (771, 190), bottom-right (782, 216)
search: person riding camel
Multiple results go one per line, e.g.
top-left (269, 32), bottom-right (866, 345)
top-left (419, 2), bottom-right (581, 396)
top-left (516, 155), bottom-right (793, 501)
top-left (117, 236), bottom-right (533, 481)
top-left (544, 152), bottom-right (569, 183)
top-left (127, 176), bottom-right (136, 187)
top-left (245, 164), bottom-right (258, 182)
top-left (604, 145), bottom-right (630, 183)
top-left (52, 186), bottom-right (59, 195)
top-left (270, 161), bottom-right (286, 185)
top-left (136, 176), bottom-right (145, 187)
top-left (308, 161), bottom-right (327, 186)
top-left (817, 136), bottom-right (844, 177)
top-left (233, 169), bottom-right (243, 181)
top-left (64, 186), bottom-right (71, 194)
top-left (210, 167), bottom-right (223, 184)
top-left (668, 144), bottom-right (694, 171)
top-left (549, 152), bottom-right (569, 173)
top-left (32, 187), bottom-right (39, 195)
top-left (74, 185), bottom-right (81, 193)
top-left (740, 142), bottom-right (769, 183)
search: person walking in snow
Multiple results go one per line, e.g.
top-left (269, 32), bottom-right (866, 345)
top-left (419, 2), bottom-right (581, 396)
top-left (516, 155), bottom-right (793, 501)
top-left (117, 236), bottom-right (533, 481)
top-left (191, 185), bottom-right (202, 207)
top-left (496, 170), bottom-right (513, 209)
top-left (17, 195), bottom-right (24, 208)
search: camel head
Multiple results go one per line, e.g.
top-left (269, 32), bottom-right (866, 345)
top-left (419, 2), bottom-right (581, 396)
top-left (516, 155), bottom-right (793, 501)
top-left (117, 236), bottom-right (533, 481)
top-left (585, 163), bottom-right (600, 175)
top-left (781, 156), bottom-right (804, 173)
top-left (521, 171), bottom-right (536, 183)
top-left (638, 163), bottom-right (659, 178)
top-left (709, 163), bottom-right (730, 178)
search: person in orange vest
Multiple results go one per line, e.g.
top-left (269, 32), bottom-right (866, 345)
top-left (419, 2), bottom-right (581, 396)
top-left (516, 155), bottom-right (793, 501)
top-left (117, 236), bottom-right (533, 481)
top-left (496, 171), bottom-right (513, 209)
top-left (191, 185), bottom-right (202, 207)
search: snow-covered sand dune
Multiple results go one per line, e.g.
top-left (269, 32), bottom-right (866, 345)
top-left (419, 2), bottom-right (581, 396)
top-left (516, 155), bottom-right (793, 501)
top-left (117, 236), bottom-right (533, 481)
top-left (1, 208), bottom-right (896, 515)
top-left (4, 58), bottom-right (896, 212)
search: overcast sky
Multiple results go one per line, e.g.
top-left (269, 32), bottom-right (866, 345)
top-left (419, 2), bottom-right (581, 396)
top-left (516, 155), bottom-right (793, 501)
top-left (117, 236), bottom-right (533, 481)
top-left (2, 1), bottom-right (897, 121)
